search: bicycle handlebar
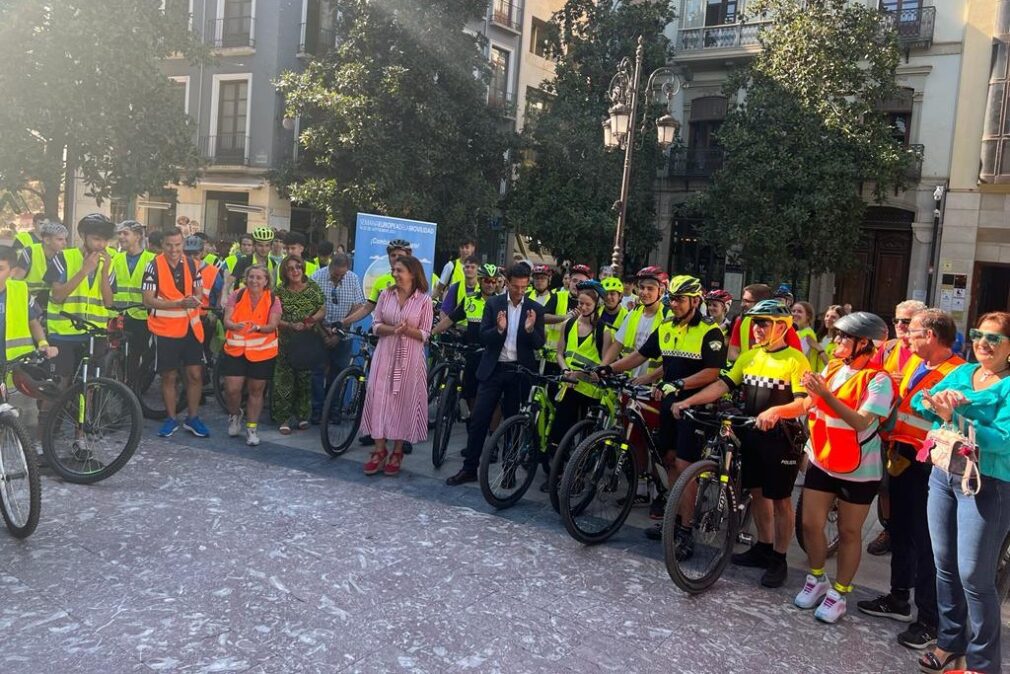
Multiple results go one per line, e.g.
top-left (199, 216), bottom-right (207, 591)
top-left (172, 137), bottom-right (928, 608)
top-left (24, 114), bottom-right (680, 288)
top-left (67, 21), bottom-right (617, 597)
top-left (681, 407), bottom-right (756, 428)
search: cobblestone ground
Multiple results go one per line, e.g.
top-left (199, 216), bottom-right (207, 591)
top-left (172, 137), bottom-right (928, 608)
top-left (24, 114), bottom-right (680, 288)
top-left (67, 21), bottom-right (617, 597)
top-left (1, 404), bottom-right (1007, 673)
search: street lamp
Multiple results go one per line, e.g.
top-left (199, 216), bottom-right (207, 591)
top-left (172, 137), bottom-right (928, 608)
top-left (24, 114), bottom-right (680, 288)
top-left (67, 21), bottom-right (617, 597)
top-left (602, 36), bottom-right (682, 275)
top-left (926, 184), bottom-right (945, 306)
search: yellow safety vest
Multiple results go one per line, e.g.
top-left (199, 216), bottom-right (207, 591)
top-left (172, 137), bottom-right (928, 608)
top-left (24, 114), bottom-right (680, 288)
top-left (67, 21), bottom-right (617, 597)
top-left (602, 305), bottom-right (628, 332)
top-left (22, 242), bottom-right (51, 296)
top-left (15, 231), bottom-right (38, 249)
top-left (3, 280), bottom-right (36, 361)
top-left (656, 318), bottom-right (710, 361)
top-left (545, 289), bottom-right (569, 355)
top-left (563, 318), bottom-right (603, 399)
top-left (621, 306), bottom-right (665, 370)
top-left (797, 326), bottom-right (820, 371)
top-left (449, 258), bottom-right (465, 288)
top-left (111, 249), bottom-right (155, 321)
top-left (464, 292), bottom-right (487, 325)
top-left (46, 248), bottom-right (112, 337)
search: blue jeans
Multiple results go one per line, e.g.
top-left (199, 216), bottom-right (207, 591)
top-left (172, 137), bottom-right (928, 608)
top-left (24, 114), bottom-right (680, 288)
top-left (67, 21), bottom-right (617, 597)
top-left (310, 338), bottom-right (354, 418)
top-left (928, 466), bottom-right (1010, 673)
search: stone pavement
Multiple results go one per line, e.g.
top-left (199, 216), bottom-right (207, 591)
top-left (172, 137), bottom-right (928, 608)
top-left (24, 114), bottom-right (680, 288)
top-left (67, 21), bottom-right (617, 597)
top-left (1, 404), bottom-right (1006, 673)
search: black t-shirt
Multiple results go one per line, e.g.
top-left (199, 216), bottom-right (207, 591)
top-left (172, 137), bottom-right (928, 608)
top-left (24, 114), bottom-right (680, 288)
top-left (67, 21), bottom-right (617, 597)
top-left (637, 318), bottom-right (726, 385)
top-left (141, 256), bottom-right (201, 295)
top-left (448, 301), bottom-right (481, 343)
top-left (230, 255), bottom-right (273, 289)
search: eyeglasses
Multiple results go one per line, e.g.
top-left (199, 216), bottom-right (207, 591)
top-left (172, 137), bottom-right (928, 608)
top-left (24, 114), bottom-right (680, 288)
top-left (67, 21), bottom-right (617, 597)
top-left (893, 318), bottom-right (912, 326)
top-left (834, 332), bottom-right (856, 343)
top-left (969, 329), bottom-right (1009, 346)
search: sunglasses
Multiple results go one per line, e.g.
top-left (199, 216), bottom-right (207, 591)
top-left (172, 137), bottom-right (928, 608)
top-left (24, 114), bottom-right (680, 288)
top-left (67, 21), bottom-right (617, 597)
top-left (752, 318), bottom-right (773, 329)
top-left (893, 318), bottom-right (912, 326)
top-left (969, 329), bottom-right (1009, 346)
top-left (834, 332), bottom-right (856, 342)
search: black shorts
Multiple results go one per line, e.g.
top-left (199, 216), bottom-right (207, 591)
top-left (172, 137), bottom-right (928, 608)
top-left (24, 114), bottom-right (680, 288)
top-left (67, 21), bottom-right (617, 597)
top-left (740, 428), bottom-right (802, 501)
top-left (155, 330), bottom-right (205, 372)
top-left (51, 337), bottom-right (107, 378)
top-left (657, 394), bottom-right (705, 463)
top-left (803, 463), bottom-right (881, 506)
top-left (218, 352), bottom-right (276, 381)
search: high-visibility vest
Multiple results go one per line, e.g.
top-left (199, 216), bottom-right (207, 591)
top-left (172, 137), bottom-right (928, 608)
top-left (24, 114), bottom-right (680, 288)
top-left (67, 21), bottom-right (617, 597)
top-left (563, 318), bottom-right (604, 399)
top-left (111, 249), bottom-right (155, 321)
top-left (601, 305), bottom-right (628, 332)
top-left (223, 254), bottom-right (240, 275)
top-left (204, 253), bottom-right (219, 268)
top-left (463, 292), bottom-right (487, 325)
top-left (656, 316), bottom-right (712, 361)
top-left (527, 288), bottom-right (551, 306)
top-left (22, 242), bottom-right (51, 296)
top-left (147, 255), bottom-right (205, 342)
top-left (46, 248), bottom-right (112, 337)
top-left (14, 231), bottom-right (38, 249)
top-left (797, 326), bottom-right (820, 370)
top-left (880, 338), bottom-right (909, 374)
top-left (452, 282), bottom-right (478, 326)
top-left (224, 289), bottom-right (278, 361)
top-left (883, 354), bottom-right (964, 448)
top-left (198, 263), bottom-right (220, 314)
top-left (545, 289), bottom-right (569, 354)
top-left (3, 280), bottom-right (36, 361)
top-left (449, 258), bottom-right (465, 288)
top-left (274, 259), bottom-right (318, 286)
top-left (808, 360), bottom-right (896, 474)
top-left (621, 305), bottom-right (665, 370)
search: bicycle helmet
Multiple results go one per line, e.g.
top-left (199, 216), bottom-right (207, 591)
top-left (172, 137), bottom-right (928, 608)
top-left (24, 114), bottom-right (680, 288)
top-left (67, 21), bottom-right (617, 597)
top-left (39, 219), bottom-right (68, 238)
top-left (704, 289), bottom-right (733, 305)
top-left (251, 226), bottom-right (275, 242)
top-left (476, 263), bottom-right (498, 279)
top-left (668, 275), bottom-right (703, 298)
top-left (773, 283), bottom-right (794, 300)
top-left (115, 219), bottom-right (146, 233)
top-left (746, 299), bottom-right (793, 324)
top-left (183, 235), bottom-right (204, 253)
top-left (387, 238), bottom-right (412, 253)
top-left (636, 265), bottom-right (669, 286)
top-left (834, 311), bottom-right (889, 343)
top-left (77, 213), bottom-right (115, 238)
top-left (601, 277), bottom-right (624, 294)
top-left (12, 363), bottom-right (62, 400)
top-left (531, 264), bottom-right (552, 277)
top-left (575, 279), bottom-right (606, 299)
top-left (569, 263), bottom-right (593, 279)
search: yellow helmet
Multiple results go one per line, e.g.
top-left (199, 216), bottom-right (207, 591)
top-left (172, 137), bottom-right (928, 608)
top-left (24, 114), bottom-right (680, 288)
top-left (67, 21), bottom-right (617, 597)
top-left (668, 275), bottom-right (703, 298)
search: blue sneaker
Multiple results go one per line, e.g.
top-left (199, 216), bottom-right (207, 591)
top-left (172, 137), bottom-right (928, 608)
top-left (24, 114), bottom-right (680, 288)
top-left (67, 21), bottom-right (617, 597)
top-left (158, 418), bottom-right (180, 437)
top-left (183, 416), bottom-right (210, 438)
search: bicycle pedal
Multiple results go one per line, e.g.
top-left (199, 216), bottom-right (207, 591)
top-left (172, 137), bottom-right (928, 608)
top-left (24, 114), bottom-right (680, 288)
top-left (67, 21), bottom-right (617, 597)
top-left (736, 531), bottom-right (754, 545)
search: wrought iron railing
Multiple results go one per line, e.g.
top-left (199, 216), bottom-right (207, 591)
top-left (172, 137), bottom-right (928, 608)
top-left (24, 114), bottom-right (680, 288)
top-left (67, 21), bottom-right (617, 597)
top-left (490, 0), bottom-right (522, 32)
top-left (904, 144), bottom-right (924, 182)
top-left (299, 22), bottom-right (335, 55)
top-left (201, 134), bottom-right (250, 165)
top-left (677, 21), bottom-right (768, 51)
top-left (206, 15), bottom-right (255, 49)
top-left (668, 147), bottom-right (725, 179)
top-left (488, 89), bottom-right (517, 118)
top-left (884, 6), bottom-right (935, 51)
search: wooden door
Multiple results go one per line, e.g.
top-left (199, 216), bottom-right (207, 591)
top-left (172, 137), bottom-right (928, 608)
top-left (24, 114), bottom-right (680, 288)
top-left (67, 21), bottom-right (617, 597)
top-left (834, 229), bottom-right (911, 325)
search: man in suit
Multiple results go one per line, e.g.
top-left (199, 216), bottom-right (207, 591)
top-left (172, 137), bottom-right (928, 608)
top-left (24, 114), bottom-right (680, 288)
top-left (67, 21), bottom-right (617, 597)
top-left (446, 263), bottom-right (546, 485)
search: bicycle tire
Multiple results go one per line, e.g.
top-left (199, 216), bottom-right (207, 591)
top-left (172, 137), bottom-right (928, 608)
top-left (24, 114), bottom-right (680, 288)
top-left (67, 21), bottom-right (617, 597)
top-left (794, 491), bottom-right (840, 558)
top-left (431, 374), bottom-right (458, 469)
top-left (42, 377), bottom-right (142, 484)
top-left (478, 414), bottom-right (539, 510)
top-left (100, 349), bottom-right (125, 382)
top-left (548, 418), bottom-right (595, 514)
top-left (427, 363), bottom-right (449, 427)
top-left (664, 459), bottom-right (737, 594)
top-left (320, 366), bottom-right (366, 457)
top-left (559, 429), bottom-right (636, 545)
top-left (0, 413), bottom-right (41, 538)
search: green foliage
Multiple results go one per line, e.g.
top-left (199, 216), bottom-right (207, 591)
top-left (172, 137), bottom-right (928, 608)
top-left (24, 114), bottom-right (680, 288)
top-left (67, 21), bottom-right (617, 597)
top-left (505, 0), bottom-right (674, 269)
top-left (275, 0), bottom-right (511, 252)
top-left (694, 0), bottom-right (917, 280)
top-left (0, 1), bottom-right (205, 219)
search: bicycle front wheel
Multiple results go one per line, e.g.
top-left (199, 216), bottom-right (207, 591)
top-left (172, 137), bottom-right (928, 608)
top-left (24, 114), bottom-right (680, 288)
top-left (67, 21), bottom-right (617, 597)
top-left (548, 418), bottom-right (596, 514)
top-left (479, 414), bottom-right (539, 509)
top-left (427, 363), bottom-right (449, 427)
top-left (42, 377), bottom-right (142, 484)
top-left (795, 491), bottom-right (840, 558)
top-left (320, 366), bottom-right (366, 456)
top-left (664, 459), bottom-right (737, 594)
top-left (431, 375), bottom-right (458, 469)
top-left (559, 430), bottom-right (636, 545)
top-left (0, 413), bottom-right (41, 538)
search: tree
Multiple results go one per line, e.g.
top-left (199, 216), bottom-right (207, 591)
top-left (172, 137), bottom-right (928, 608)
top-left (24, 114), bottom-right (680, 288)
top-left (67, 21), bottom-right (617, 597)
top-left (505, 0), bottom-right (674, 269)
top-left (0, 1), bottom-right (204, 221)
top-left (274, 0), bottom-right (511, 253)
top-left (693, 0), bottom-right (916, 281)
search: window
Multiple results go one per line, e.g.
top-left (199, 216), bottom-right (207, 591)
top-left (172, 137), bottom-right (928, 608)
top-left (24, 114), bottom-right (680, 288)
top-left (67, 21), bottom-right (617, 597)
top-left (489, 46), bottom-right (511, 110)
top-left (144, 190), bottom-right (178, 231)
top-left (205, 191), bottom-right (249, 237)
top-left (491, 0), bottom-right (520, 31)
top-left (881, 0), bottom-right (921, 11)
top-left (878, 87), bottom-right (914, 146)
top-left (219, 0), bottom-right (253, 48)
top-left (215, 79), bottom-right (249, 162)
top-left (168, 77), bottom-right (189, 115)
top-left (524, 87), bottom-right (551, 128)
top-left (530, 17), bottom-right (550, 58)
top-left (704, 0), bottom-right (737, 26)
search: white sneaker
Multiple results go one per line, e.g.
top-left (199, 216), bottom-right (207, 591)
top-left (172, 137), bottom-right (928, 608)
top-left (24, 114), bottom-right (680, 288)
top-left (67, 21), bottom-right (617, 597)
top-left (794, 574), bottom-right (830, 609)
top-left (814, 589), bottom-right (847, 624)
top-left (245, 427), bottom-right (260, 446)
top-left (228, 413), bottom-right (243, 437)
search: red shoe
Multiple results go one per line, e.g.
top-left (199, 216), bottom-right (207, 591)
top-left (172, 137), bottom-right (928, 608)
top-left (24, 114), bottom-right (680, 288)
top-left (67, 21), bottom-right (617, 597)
top-left (363, 449), bottom-right (388, 475)
top-left (384, 450), bottom-right (404, 476)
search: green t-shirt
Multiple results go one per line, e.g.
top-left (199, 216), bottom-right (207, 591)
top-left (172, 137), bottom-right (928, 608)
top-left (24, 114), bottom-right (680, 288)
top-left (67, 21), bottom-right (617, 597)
top-left (368, 273), bottom-right (395, 303)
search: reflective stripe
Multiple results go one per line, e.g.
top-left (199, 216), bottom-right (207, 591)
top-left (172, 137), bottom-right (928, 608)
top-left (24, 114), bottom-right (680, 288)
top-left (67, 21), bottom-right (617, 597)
top-left (152, 309), bottom-right (189, 318)
top-left (47, 248), bottom-right (111, 337)
top-left (895, 412), bottom-right (932, 432)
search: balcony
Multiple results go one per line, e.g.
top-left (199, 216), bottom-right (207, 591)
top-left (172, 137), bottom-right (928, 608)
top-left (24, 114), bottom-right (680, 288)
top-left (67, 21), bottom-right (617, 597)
top-left (904, 144), bottom-right (924, 182)
top-left (488, 89), bottom-right (517, 119)
top-left (884, 6), bottom-right (935, 51)
top-left (205, 15), bottom-right (255, 50)
top-left (668, 147), bottom-right (725, 180)
top-left (201, 134), bottom-right (250, 166)
top-left (489, 0), bottom-right (522, 33)
top-left (299, 22), bottom-right (335, 56)
top-left (677, 21), bottom-right (769, 53)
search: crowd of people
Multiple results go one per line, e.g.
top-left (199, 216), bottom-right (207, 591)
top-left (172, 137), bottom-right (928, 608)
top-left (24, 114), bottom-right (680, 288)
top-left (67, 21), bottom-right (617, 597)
top-left (4, 213), bottom-right (1010, 673)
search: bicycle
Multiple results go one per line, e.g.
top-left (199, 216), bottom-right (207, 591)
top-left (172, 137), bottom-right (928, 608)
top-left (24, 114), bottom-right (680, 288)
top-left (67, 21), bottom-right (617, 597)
top-left (319, 327), bottom-right (377, 456)
top-left (44, 311), bottom-right (143, 483)
top-left (430, 339), bottom-right (483, 469)
top-left (557, 373), bottom-right (663, 544)
top-left (0, 351), bottom-right (45, 537)
top-left (662, 406), bottom-right (758, 594)
top-left (546, 385), bottom-right (618, 514)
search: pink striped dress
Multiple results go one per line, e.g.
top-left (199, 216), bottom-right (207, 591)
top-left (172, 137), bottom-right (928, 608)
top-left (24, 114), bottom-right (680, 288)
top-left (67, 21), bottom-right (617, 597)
top-left (359, 288), bottom-right (433, 443)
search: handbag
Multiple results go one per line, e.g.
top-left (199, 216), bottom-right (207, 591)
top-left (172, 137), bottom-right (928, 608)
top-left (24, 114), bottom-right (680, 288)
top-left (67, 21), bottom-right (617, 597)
top-left (918, 414), bottom-right (981, 496)
top-left (287, 326), bottom-right (327, 371)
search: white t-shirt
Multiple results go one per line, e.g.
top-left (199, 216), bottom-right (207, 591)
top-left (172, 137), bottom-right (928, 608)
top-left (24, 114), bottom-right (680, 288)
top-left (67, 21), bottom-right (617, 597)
top-left (614, 309), bottom-right (660, 379)
top-left (439, 261), bottom-right (456, 288)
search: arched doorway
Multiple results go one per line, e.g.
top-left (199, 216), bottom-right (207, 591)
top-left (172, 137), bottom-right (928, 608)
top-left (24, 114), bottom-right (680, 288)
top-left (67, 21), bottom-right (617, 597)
top-left (834, 206), bottom-right (913, 323)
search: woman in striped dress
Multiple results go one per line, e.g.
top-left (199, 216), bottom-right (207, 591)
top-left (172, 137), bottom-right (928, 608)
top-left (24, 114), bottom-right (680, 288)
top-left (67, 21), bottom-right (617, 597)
top-left (360, 255), bottom-right (433, 476)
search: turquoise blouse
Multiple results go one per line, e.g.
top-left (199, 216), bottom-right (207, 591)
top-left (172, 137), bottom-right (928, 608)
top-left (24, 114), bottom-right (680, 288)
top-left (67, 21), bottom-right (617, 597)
top-left (911, 363), bottom-right (1010, 482)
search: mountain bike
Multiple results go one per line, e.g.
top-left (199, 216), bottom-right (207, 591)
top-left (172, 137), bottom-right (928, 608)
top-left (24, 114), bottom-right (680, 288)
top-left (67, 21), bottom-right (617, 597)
top-left (557, 373), bottom-right (662, 544)
top-left (320, 328), bottom-right (377, 456)
top-left (430, 339), bottom-right (483, 469)
top-left (662, 406), bottom-right (758, 594)
top-left (45, 311), bottom-right (143, 483)
top-left (546, 386), bottom-right (619, 513)
top-left (0, 351), bottom-right (45, 537)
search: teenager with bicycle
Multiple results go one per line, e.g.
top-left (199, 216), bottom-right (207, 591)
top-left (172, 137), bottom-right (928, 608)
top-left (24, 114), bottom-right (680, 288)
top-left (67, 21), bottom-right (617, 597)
top-left (792, 312), bottom-right (896, 624)
top-left (14, 219), bottom-right (68, 308)
top-left (599, 277), bottom-right (628, 330)
top-left (673, 299), bottom-right (810, 588)
top-left (604, 266), bottom-right (668, 382)
top-left (0, 246), bottom-right (59, 362)
top-left (527, 265), bottom-right (553, 306)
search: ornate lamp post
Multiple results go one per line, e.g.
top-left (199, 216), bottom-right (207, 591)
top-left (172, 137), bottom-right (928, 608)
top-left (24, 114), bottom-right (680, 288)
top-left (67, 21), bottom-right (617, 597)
top-left (604, 36), bottom-right (683, 275)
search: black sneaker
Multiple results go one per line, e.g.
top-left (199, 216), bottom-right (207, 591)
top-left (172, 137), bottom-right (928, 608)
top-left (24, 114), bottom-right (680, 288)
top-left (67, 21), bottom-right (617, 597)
top-left (644, 523), bottom-right (662, 541)
top-left (866, 530), bottom-right (891, 556)
top-left (761, 554), bottom-right (788, 588)
top-left (402, 441), bottom-right (413, 455)
top-left (359, 434), bottom-right (375, 446)
top-left (731, 544), bottom-right (772, 569)
top-left (897, 622), bottom-right (937, 650)
top-left (856, 593), bottom-right (914, 622)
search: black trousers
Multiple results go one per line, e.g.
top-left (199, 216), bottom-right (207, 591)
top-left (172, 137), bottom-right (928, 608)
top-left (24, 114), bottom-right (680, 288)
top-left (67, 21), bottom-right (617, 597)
top-left (123, 317), bottom-right (150, 381)
top-left (889, 445), bottom-right (938, 628)
top-left (462, 363), bottom-right (529, 473)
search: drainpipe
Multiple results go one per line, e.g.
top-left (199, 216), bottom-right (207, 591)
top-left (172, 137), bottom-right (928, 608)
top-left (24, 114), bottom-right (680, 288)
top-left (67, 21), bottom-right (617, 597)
top-left (926, 184), bottom-right (945, 306)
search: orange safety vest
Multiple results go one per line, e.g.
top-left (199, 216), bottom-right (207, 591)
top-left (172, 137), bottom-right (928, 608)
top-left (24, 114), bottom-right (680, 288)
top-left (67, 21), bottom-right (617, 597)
top-left (224, 289), bottom-right (278, 362)
top-left (883, 353), bottom-right (964, 448)
top-left (147, 255), bottom-right (205, 342)
top-left (880, 339), bottom-right (907, 374)
top-left (198, 263), bottom-right (219, 314)
top-left (808, 360), bottom-right (896, 474)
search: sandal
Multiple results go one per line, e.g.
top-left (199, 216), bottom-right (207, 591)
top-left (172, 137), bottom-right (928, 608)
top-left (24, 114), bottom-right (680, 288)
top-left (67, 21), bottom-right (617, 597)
top-left (363, 449), bottom-right (388, 475)
top-left (918, 651), bottom-right (965, 674)
top-left (384, 450), bottom-right (405, 476)
top-left (279, 421), bottom-right (292, 435)
top-left (297, 419), bottom-right (310, 430)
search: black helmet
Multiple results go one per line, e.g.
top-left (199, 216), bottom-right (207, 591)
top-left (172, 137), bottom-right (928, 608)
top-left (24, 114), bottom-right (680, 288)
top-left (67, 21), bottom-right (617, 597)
top-left (834, 311), bottom-right (889, 343)
top-left (78, 213), bottom-right (115, 239)
top-left (387, 238), bottom-right (412, 254)
top-left (476, 263), bottom-right (498, 279)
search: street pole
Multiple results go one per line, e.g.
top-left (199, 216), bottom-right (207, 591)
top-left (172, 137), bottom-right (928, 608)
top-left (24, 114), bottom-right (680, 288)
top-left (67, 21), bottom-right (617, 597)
top-left (926, 185), bottom-right (944, 306)
top-left (611, 36), bottom-right (644, 277)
